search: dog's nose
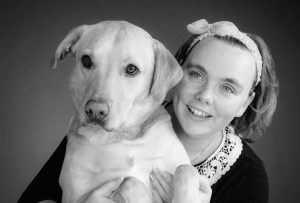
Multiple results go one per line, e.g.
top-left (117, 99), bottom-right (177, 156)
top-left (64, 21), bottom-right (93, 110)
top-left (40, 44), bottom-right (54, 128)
top-left (85, 100), bottom-right (109, 123)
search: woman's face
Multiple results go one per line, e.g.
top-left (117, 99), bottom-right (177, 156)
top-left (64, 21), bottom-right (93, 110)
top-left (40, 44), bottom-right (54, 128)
top-left (173, 37), bottom-right (256, 138)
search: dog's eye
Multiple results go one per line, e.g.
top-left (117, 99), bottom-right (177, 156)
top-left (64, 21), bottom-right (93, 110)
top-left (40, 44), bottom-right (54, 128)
top-left (81, 55), bottom-right (93, 69)
top-left (126, 64), bottom-right (140, 76)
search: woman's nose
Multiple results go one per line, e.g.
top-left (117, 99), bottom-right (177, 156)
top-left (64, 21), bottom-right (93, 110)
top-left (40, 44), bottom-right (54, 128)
top-left (194, 87), bottom-right (214, 105)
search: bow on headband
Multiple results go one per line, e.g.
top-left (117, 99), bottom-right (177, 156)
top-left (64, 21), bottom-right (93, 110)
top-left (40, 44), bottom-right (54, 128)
top-left (186, 19), bottom-right (262, 86)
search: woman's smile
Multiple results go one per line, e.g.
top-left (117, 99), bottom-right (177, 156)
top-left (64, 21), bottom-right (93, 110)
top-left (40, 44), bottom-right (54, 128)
top-left (186, 105), bottom-right (213, 120)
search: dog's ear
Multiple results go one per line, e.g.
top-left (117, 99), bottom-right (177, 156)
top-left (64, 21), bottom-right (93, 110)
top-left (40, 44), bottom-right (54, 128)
top-left (150, 40), bottom-right (183, 103)
top-left (51, 25), bottom-right (88, 69)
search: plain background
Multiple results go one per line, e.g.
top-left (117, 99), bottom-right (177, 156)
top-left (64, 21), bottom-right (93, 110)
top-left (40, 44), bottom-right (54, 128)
top-left (1, 0), bottom-right (299, 202)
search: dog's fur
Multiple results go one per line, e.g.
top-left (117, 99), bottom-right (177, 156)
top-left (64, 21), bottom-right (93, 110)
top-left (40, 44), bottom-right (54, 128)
top-left (52, 21), bottom-right (191, 203)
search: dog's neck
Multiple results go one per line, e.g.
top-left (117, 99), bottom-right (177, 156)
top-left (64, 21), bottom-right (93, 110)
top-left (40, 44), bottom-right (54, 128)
top-left (113, 106), bottom-right (170, 140)
top-left (69, 106), bottom-right (170, 142)
top-left (139, 106), bottom-right (169, 135)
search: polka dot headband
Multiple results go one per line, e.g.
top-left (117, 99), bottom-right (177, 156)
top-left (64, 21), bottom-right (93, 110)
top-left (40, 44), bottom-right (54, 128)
top-left (186, 19), bottom-right (262, 86)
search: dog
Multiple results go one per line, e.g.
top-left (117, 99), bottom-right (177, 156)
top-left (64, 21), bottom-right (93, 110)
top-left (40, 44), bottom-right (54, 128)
top-left (52, 20), bottom-right (191, 203)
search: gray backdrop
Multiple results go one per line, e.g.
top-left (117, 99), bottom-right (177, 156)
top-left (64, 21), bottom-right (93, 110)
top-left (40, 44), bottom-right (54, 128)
top-left (1, 0), bottom-right (299, 202)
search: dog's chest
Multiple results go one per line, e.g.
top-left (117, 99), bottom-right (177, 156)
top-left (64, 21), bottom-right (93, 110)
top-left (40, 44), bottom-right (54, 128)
top-left (65, 134), bottom-right (162, 186)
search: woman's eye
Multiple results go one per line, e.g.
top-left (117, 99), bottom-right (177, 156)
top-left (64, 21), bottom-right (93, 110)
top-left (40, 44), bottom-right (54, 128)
top-left (81, 55), bottom-right (93, 69)
top-left (189, 71), bottom-right (204, 80)
top-left (222, 85), bottom-right (234, 94)
top-left (126, 64), bottom-right (140, 76)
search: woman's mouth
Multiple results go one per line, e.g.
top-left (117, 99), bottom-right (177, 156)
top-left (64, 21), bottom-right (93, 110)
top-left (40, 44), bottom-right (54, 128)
top-left (187, 105), bottom-right (212, 118)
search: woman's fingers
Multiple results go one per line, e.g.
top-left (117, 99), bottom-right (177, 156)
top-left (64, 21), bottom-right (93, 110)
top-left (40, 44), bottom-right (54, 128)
top-left (198, 175), bottom-right (212, 195)
top-left (93, 177), bottom-right (124, 197)
top-left (150, 170), bottom-right (167, 200)
top-left (153, 168), bottom-right (173, 194)
top-left (157, 169), bottom-right (173, 184)
top-left (150, 169), bottom-right (173, 203)
top-left (172, 165), bottom-right (212, 203)
top-left (111, 177), bottom-right (152, 203)
top-left (151, 188), bottom-right (164, 203)
top-left (84, 177), bottom-right (124, 203)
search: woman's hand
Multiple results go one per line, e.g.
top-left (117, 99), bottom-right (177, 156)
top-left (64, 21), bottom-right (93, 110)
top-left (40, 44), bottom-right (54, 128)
top-left (83, 177), bottom-right (124, 203)
top-left (150, 168), bottom-right (174, 203)
top-left (84, 176), bottom-right (152, 203)
top-left (150, 165), bottom-right (212, 203)
top-left (110, 177), bottom-right (152, 203)
top-left (173, 165), bottom-right (212, 203)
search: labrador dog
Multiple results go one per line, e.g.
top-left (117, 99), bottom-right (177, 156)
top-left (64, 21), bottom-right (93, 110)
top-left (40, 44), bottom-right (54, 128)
top-left (52, 21), bottom-right (191, 203)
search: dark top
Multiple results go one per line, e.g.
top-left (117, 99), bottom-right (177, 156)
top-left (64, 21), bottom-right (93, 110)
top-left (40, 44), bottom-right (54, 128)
top-left (18, 136), bottom-right (268, 203)
top-left (210, 140), bottom-right (269, 203)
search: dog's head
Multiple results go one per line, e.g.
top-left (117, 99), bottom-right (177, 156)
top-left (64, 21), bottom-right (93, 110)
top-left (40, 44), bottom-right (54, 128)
top-left (52, 21), bottom-right (182, 132)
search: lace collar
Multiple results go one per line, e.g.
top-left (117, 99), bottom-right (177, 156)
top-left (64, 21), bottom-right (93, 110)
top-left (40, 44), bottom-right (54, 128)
top-left (194, 126), bottom-right (243, 186)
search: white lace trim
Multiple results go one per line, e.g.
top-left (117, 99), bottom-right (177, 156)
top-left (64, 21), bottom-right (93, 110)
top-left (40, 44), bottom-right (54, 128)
top-left (195, 126), bottom-right (243, 186)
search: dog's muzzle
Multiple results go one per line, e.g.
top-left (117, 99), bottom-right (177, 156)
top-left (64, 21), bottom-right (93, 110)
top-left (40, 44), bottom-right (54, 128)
top-left (85, 100), bottom-right (110, 125)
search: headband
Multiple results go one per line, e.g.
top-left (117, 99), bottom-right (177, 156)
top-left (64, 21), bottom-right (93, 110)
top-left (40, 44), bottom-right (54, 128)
top-left (186, 19), bottom-right (262, 86)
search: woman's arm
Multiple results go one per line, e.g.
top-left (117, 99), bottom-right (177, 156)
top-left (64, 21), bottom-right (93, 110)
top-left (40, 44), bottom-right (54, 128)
top-left (18, 136), bottom-right (68, 203)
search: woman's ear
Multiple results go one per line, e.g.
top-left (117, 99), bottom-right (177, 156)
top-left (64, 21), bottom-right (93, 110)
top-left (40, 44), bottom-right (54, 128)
top-left (236, 92), bottom-right (255, 117)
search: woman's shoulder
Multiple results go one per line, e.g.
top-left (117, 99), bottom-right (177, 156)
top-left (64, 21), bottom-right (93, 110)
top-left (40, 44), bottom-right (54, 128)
top-left (232, 140), bottom-right (268, 185)
top-left (217, 127), bottom-right (267, 178)
top-left (211, 138), bottom-right (269, 203)
top-left (239, 140), bottom-right (266, 171)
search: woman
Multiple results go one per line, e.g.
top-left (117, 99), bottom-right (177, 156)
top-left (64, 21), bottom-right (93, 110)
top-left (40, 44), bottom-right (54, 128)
top-left (18, 19), bottom-right (279, 203)
top-left (150, 19), bottom-right (279, 203)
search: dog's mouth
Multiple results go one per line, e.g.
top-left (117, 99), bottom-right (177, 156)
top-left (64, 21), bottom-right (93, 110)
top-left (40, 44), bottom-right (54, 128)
top-left (86, 116), bottom-right (105, 126)
top-left (84, 116), bottom-right (114, 132)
